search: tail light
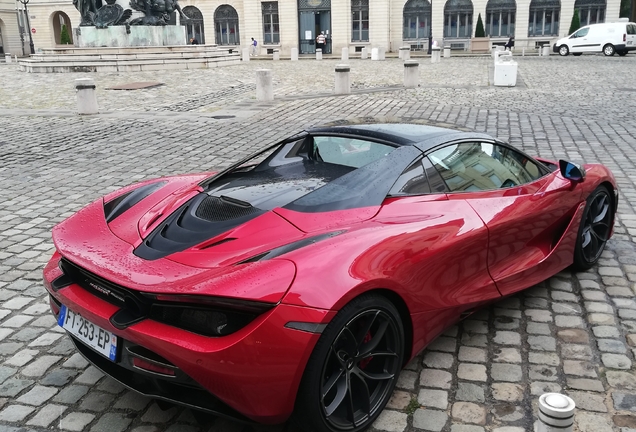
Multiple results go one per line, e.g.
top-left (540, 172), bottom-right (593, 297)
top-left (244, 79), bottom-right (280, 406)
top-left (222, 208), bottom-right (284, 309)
top-left (624, 33), bottom-right (627, 42)
top-left (132, 357), bottom-right (176, 376)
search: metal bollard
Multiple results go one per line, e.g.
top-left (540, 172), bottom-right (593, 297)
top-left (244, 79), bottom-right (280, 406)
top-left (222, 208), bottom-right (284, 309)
top-left (316, 48), bottom-right (322, 61)
top-left (242, 47), bottom-right (250, 62)
top-left (273, 49), bottom-right (280, 61)
top-left (341, 47), bottom-right (349, 61)
top-left (361, 47), bottom-right (368, 59)
top-left (334, 64), bottom-right (350, 94)
top-left (431, 47), bottom-right (441, 63)
top-left (291, 47), bottom-right (299, 61)
top-left (75, 78), bottom-right (99, 115)
top-left (403, 61), bottom-right (419, 88)
top-left (537, 393), bottom-right (575, 432)
top-left (255, 69), bottom-right (273, 101)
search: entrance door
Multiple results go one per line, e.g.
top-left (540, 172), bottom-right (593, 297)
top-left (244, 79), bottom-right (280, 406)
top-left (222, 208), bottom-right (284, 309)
top-left (299, 10), bottom-right (331, 54)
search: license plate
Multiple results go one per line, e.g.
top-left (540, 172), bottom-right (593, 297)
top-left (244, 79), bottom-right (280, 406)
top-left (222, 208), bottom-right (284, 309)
top-left (628, 41), bottom-right (633, 45)
top-left (58, 305), bottom-right (118, 361)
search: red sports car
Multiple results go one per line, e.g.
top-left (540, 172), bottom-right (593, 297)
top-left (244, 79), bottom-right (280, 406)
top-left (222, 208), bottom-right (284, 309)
top-left (44, 123), bottom-right (617, 432)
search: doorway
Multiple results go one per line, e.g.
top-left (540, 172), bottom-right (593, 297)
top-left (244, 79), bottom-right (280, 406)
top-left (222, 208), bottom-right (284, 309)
top-left (298, 0), bottom-right (331, 54)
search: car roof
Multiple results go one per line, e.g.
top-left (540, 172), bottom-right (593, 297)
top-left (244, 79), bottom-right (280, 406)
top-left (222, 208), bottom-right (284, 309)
top-left (307, 123), bottom-right (495, 152)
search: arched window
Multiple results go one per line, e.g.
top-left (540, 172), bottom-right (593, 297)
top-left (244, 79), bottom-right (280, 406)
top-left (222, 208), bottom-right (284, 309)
top-left (486, 0), bottom-right (516, 37)
top-left (528, 0), bottom-right (560, 36)
top-left (184, 6), bottom-right (205, 44)
top-left (444, 0), bottom-right (473, 38)
top-left (403, 0), bottom-right (432, 40)
top-left (52, 12), bottom-right (73, 45)
top-left (214, 5), bottom-right (240, 45)
top-left (574, 0), bottom-right (605, 26)
top-left (352, 0), bottom-right (369, 42)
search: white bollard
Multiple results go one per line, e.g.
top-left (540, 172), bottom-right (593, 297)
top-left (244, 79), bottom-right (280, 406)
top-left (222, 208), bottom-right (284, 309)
top-left (399, 46), bottom-right (410, 60)
top-left (371, 48), bottom-right (379, 60)
top-left (537, 393), bottom-right (575, 432)
top-left (291, 47), bottom-right (299, 61)
top-left (255, 69), bottom-right (273, 101)
top-left (431, 47), bottom-right (441, 63)
top-left (334, 64), bottom-right (350, 94)
top-left (443, 46), bottom-right (451, 58)
top-left (403, 60), bottom-right (419, 88)
top-left (341, 47), bottom-right (349, 61)
top-left (522, 47), bottom-right (526, 56)
top-left (542, 46), bottom-right (550, 56)
top-left (316, 48), bottom-right (322, 61)
top-left (242, 47), bottom-right (250, 62)
top-left (379, 47), bottom-right (386, 60)
top-left (273, 49), bottom-right (280, 61)
top-left (75, 78), bottom-right (99, 115)
top-left (4, 54), bottom-right (11, 64)
top-left (361, 47), bottom-right (368, 59)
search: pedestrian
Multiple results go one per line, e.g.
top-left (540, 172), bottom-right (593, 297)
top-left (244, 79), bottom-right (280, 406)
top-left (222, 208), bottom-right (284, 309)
top-left (190, 37), bottom-right (199, 45)
top-left (315, 31), bottom-right (326, 52)
top-left (251, 37), bottom-right (258, 56)
top-left (505, 35), bottom-right (514, 51)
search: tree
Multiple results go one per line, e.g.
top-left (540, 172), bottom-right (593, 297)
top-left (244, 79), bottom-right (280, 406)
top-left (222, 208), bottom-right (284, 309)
top-left (568, 10), bottom-right (581, 35)
top-left (60, 24), bottom-right (71, 45)
top-left (620, 0), bottom-right (630, 17)
top-left (475, 13), bottom-right (486, 37)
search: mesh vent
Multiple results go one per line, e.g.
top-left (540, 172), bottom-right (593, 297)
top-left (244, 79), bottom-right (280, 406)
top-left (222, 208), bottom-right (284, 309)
top-left (195, 196), bottom-right (259, 222)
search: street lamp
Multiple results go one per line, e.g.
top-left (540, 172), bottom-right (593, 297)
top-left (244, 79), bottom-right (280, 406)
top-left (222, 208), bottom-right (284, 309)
top-left (427, 1), bottom-right (432, 54)
top-left (15, 3), bottom-right (25, 56)
top-left (18, 0), bottom-right (35, 54)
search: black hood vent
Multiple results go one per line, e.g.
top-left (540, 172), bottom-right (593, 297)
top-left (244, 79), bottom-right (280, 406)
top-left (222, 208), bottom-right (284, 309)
top-left (195, 196), bottom-right (260, 222)
top-left (134, 193), bottom-right (265, 261)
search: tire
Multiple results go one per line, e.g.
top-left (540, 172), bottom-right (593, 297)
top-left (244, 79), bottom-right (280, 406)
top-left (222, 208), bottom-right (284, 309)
top-left (559, 45), bottom-right (569, 56)
top-left (603, 44), bottom-right (615, 56)
top-left (572, 186), bottom-right (614, 271)
top-left (293, 294), bottom-right (405, 432)
top-left (573, 52), bottom-right (583, 56)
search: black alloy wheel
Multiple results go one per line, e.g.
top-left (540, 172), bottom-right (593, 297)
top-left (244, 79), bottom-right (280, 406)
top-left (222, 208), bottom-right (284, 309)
top-left (294, 294), bottom-right (404, 432)
top-left (573, 186), bottom-right (614, 270)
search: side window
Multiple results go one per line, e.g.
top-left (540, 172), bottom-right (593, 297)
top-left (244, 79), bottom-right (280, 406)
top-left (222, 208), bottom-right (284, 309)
top-left (388, 159), bottom-right (431, 196)
top-left (573, 27), bottom-right (589, 37)
top-left (312, 136), bottom-right (395, 168)
top-left (427, 142), bottom-right (543, 193)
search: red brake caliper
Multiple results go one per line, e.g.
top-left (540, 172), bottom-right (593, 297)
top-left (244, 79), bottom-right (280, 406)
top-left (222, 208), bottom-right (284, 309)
top-left (359, 332), bottom-right (373, 369)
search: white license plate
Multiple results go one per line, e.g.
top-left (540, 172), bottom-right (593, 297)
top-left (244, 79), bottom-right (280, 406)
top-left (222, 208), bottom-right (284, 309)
top-left (58, 305), bottom-right (118, 361)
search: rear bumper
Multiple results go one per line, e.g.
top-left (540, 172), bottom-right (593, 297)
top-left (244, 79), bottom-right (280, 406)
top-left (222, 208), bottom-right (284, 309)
top-left (44, 254), bottom-right (330, 424)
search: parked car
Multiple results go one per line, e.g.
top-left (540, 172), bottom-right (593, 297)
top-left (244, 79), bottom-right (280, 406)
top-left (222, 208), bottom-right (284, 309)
top-left (553, 21), bottom-right (636, 56)
top-left (44, 122), bottom-right (617, 432)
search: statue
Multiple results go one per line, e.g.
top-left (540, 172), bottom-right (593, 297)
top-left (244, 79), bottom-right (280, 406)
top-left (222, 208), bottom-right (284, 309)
top-left (73, 0), bottom-right (102, 26)
top-left (129, 0), bottom-right (188, 25)
top-left (94, 0), bottom-right (132, 28)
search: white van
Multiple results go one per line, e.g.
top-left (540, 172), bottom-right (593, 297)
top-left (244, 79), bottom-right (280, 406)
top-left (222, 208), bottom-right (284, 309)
top-left (553, 21), bottom-right (636, 56)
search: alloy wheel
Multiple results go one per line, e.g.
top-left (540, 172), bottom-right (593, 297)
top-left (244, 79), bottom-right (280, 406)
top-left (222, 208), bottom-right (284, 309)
top-left (580, 190), bottom-right (612, 263)
top-left (320, 309), bottom-right (401, 430)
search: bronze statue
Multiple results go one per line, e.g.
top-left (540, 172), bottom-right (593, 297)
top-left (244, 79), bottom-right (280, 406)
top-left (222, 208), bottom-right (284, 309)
top-left (129, 0), bottom-right (188, 25)
top-left (73, 0), bottom-right (186, 27)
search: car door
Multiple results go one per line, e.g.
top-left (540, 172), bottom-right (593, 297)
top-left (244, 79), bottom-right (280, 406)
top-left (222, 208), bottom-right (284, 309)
top-left (426, 141), bottom-right (584, 297)
top-left (569, 26), bottom-right (593, 52)
top-left (626, 24), bottom-right (636, 49)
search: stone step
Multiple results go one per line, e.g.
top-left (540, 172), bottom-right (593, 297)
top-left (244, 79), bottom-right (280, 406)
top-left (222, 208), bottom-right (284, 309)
top-left (27, 51), bottom-right (239, 62)
top-left (39, 44), bottom-right (231, 55)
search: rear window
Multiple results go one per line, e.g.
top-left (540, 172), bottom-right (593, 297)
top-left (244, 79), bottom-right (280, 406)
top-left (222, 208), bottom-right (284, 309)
top-left (628, 24), bottom-right (636, 35)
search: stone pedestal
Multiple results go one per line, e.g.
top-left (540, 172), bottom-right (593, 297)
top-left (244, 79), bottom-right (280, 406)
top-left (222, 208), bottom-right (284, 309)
top-left (256, 69), bottom-right (273, 101)
top-left (444, 46), bottom-right (451, 58)
top-left (361, 47), bottom-right (368, 59)
top-left (399, 46), bottom-right (409, 59)
top-left (334, 64), bottom-right (350, 94)
top-left (76, 25), bottom-right (186, 47)
top-left (291, 47), bottom-right (299, 61)
top-left (371, 48), bottom-right (379, 60)
top-left (431, 47), bottom-right (441, 63)
top-left (316, 49), bottom-right (322, 60)
top-left (341, 47), bottom-right (349, 61)
top-left (75, 78), bottom-right (99, 114)
top-left (242, 47), bottom-right (250, 61)
top-left (4, 54), bottom-right (11, 63)
top-left (379, 47), bottom-right (386, 60)
top-left (273, 49), bottom-right (280, 60)
top-left (404, 61), bottom-right (419, 88)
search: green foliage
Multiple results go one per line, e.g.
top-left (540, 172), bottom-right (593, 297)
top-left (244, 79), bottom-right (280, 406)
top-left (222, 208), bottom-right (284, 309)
top-left (619, 0), bottom-right (631, 18)
top-left (60, 24), bottom-right (71, 45)
top-left (475, 13), bottom-right (486, 38)
top-left (406, 397), bottom-right (420, 415)
top-left (568, 10), bottom-right (581, 35)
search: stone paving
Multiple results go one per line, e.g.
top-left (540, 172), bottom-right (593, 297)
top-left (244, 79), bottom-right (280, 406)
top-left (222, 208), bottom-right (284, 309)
top-left (0, 54), bottom-right (636, 432)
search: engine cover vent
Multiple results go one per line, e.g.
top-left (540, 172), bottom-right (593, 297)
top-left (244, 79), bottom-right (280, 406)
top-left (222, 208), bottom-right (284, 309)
top-left (195, 196), bottom-right (259, 222)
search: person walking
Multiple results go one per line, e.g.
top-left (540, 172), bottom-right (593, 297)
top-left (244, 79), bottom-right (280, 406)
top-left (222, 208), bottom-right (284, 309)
top-left (315, 32), bottom-right (326, 53)
top-left (251, 38), bottom-right (258, 56)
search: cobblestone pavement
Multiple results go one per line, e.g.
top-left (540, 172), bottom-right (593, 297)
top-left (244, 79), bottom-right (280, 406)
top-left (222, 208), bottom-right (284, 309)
top-left (1, 54), bottom-right (636, 432)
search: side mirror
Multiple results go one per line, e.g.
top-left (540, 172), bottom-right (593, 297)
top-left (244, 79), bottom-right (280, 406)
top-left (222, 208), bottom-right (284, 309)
top-left (559, 160), bottom-right (586, 183)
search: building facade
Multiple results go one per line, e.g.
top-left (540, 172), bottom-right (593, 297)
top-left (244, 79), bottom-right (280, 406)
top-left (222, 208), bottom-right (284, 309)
top-left (0, 0), bottom-right (627, 56)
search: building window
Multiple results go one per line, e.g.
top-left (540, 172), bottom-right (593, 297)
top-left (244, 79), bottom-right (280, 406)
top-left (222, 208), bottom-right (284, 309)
top-left (215, 4), bottom-right (240, 45)
top-left (183, 6), bottom-right (205, 44)
top-left (262, 2), bottom-right (280, 44)
top-left (528, 0), bottom-right (560, 36)
top-left (403, 0), bottom-right (432, 40)
top-left (486, 0), bottom-right (516, 37)
top-left (575, 0), bottom-right (605, 26)
top-left (351, 0), bottom-right (369, 42)
top-left (444, 0), bottom-right (473, 38)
